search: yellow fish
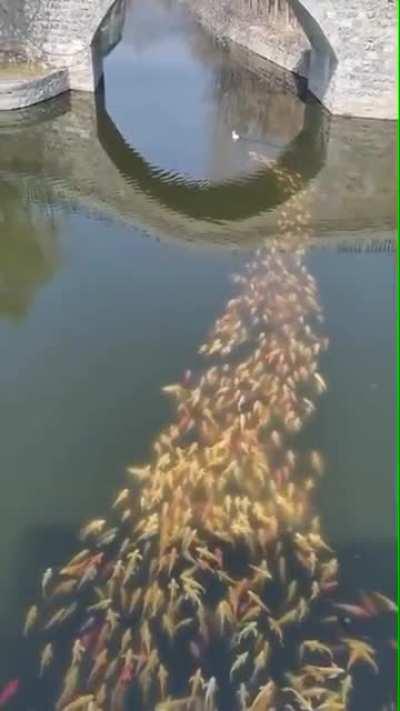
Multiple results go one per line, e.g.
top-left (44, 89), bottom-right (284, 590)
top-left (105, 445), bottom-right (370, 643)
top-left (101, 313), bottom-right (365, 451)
top-left (39, 642), bottom-right (53, 677)
top-left (23, 604), bottom-right (38, 637)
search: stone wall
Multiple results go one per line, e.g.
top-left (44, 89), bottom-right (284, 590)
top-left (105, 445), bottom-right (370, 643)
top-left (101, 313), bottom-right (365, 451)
top-left (185, 0), bottom-right (312, 80)
top-left (0, 0), bottom-right (125, 91)
top-left (290, 0), bottom-right (396, 119)
top-left (0, 0), bottom-right (126, 105)
top-left (184, 0), bottom-right (396, 119)
top-left (0, 0), bottom-right (27, 46)
top-left (0, 0), bottom-right (395, 117)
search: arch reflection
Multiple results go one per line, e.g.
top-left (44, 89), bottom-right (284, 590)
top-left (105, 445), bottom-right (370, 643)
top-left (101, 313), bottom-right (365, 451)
top-left (97, 22), bottom-right (328, 224)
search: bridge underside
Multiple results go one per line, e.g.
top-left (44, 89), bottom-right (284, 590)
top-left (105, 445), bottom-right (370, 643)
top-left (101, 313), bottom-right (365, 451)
top-left (0, 0), bottom-right (395, 118)
top-left (185, 0), bottom-right (395, 120)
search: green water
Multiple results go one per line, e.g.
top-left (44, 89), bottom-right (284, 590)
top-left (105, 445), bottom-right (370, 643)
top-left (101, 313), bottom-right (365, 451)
top-left (0, 0), bottom-right (395, 707)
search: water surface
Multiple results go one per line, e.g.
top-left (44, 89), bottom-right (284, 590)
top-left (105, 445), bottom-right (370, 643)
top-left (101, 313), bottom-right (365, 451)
top-left (0, 0), bottom-right (394, 707)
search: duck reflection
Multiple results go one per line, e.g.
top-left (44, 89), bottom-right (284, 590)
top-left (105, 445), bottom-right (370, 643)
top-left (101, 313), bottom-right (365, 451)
top-left (205, 61), bottom-right (309, 180)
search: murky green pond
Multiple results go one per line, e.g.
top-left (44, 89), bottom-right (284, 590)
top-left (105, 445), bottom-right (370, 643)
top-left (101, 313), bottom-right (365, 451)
top-left (0, 0), bottom-right (395, 709)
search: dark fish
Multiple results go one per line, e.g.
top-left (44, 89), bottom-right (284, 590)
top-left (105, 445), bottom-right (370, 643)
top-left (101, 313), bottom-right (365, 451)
top-left (79, 615), bottom-right (97, 634)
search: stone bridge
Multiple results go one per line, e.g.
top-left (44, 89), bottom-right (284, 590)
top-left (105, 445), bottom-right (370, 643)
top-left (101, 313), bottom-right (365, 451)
top-left (189, 0), bottom-right (396, 119)
top-left (26, 0), bottom-right (125, 90)
top-left (290, 0), bottom-right (395, 119)
top-left (0, 0), bottom-right (126, 107)
top-left (0, 0), bottom-right (396, 116)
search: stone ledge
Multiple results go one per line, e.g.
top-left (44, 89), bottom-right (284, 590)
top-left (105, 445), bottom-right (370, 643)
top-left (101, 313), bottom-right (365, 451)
top-left (0, 66), bottom-right (69, 111)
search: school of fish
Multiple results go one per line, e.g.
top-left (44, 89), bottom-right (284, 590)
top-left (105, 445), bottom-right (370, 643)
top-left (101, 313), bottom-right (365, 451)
top-left (21, 166), bottom-right (395, 710)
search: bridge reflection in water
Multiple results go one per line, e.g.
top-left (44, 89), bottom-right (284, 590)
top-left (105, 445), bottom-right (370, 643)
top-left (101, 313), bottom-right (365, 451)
top-left (0, 30), bottom-right (394, 259)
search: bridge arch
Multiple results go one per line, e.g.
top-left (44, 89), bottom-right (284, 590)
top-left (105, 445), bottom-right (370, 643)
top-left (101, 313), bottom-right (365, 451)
top-left (25, 0), bottom-right (126, 91)
top-left (288, 0), bottom-right (395, 118)
top-left (89, 0), bottom-right (124, 45)
top-left (1, 0), bottom-right (394, 118)
top-left (289, 0), bottom-right (338, 107)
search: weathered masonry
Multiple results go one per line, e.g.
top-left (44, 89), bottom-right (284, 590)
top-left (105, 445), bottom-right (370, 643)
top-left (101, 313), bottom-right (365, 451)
top-left (25, 0), bottom-right (124, 90)
top-left (0, 0), bottom-right (126, 108)
top-left (0, 0), bottom-right (396, 118)
top-left (186, 0), bottom-right (396, 120)
top-left (286, 0), bottom-right (395, 119)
